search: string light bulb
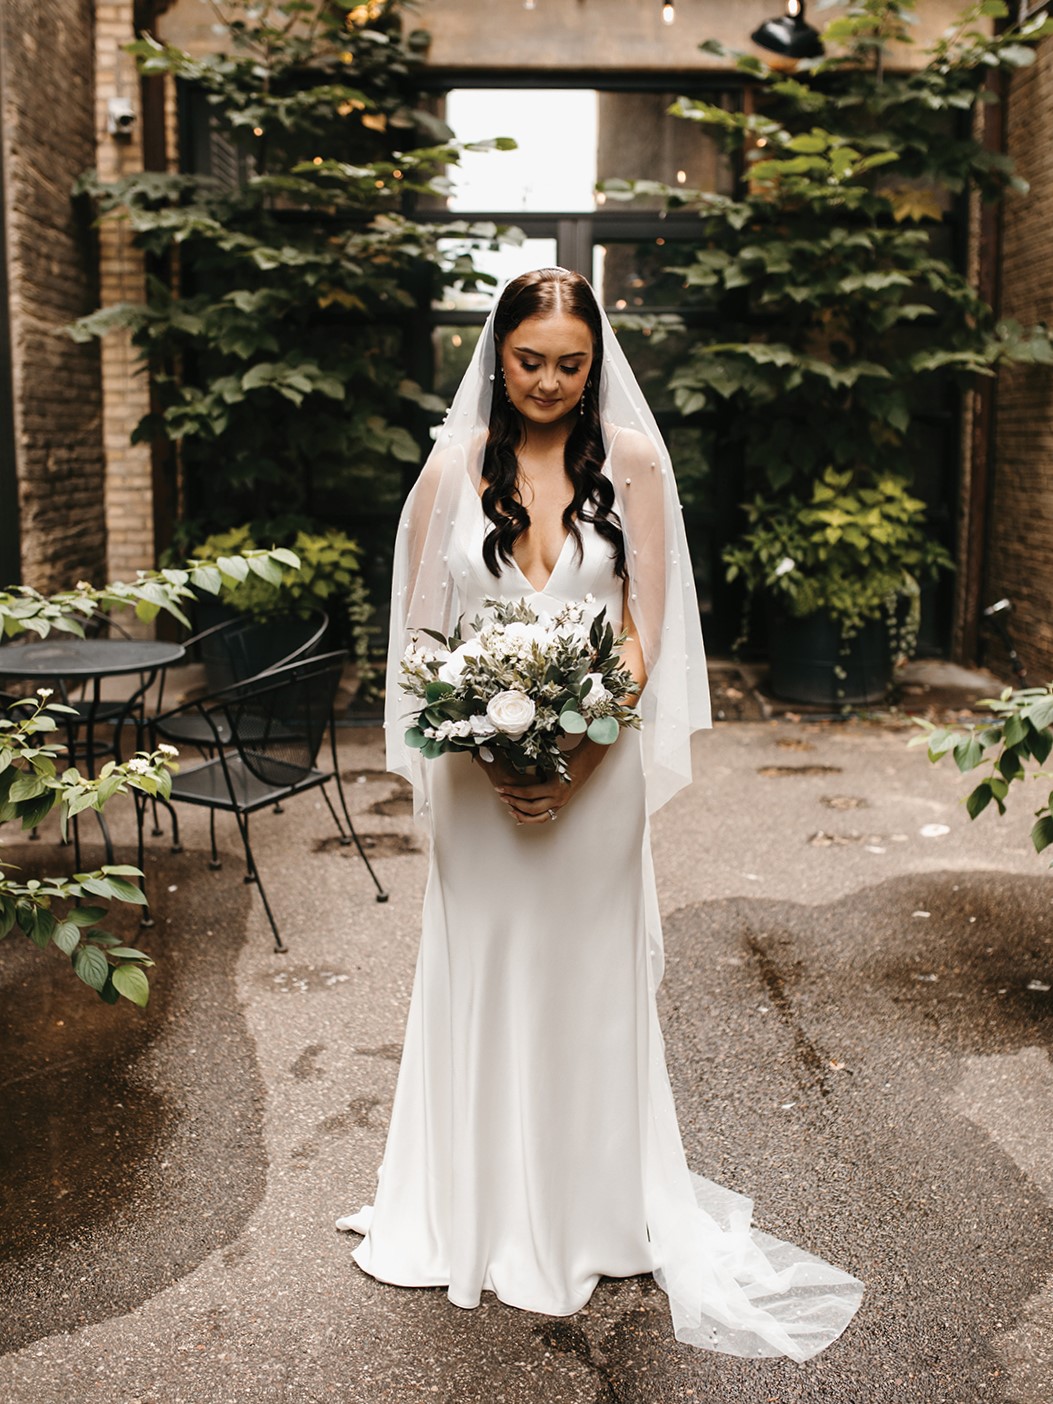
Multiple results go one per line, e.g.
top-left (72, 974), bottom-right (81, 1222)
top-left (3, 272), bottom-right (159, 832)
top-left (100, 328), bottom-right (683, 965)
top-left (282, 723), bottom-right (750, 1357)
top-left (662, 1), bottom-right (675, 24)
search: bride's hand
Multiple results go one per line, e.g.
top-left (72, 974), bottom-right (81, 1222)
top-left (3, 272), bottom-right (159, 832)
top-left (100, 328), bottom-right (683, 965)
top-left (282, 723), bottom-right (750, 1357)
top-left (478, 742), bottom-right (606, 825)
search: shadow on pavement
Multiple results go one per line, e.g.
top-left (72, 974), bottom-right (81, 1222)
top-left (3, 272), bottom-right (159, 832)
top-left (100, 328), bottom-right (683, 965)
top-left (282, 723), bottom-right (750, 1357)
top-left (0, 841), bottom-right (267, 1355)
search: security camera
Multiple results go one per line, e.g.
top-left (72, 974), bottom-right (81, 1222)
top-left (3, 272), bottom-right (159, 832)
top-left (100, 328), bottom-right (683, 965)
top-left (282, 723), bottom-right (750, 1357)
top-left (107, 97), bottom-right (137, 140)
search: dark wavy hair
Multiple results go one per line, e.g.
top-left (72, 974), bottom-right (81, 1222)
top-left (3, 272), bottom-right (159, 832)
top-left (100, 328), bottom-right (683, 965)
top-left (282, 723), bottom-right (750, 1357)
top-left (481, 268), bottom-right (626, 580)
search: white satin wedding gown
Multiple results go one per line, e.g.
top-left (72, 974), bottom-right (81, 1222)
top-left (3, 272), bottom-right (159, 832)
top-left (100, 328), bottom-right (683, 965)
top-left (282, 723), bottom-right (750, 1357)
top-left (340, 491), bottom-right (863, 1361)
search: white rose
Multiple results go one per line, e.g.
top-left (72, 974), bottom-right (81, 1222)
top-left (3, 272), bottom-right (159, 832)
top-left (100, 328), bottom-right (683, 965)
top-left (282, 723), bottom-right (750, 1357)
top-left (582, 673), bottom-right (609, 708)
top-left (503, 622), bottom-right (551, 649)
top-left (486, 689), bottom-right (536, 740)
top-left (437, 638), bottom-right (483, 685)
top-left (469, 713), bottom-right (497, 738)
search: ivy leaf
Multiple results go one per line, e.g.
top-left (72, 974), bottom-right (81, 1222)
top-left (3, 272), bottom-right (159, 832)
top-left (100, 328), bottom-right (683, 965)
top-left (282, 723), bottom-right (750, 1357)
top-left (74, 944), bottom-right (110, 992)
top-left (112, 964), bottom-right (150, 1008)
top-left (104, 876), bottom-right (148, 905)
top-left (965, 783), bottom-right (992, 820)
top-left (1031, 815), bottom-right (1053, 854)
top-left (1002, 713), bottom-right (1028, 748)
top-left (953, 736), bottom-right (984, 773)
top-left (52, 921), bottom-right (82, 956)
top-left (66, 905), bottom-right (108, 927)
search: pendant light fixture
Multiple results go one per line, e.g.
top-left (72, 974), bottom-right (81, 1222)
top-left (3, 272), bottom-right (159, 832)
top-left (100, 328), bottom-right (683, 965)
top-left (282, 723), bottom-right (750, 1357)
top-left (751, 0), bottom-right (824, 67)
top-left (662, 1), bottom-right (675, 25)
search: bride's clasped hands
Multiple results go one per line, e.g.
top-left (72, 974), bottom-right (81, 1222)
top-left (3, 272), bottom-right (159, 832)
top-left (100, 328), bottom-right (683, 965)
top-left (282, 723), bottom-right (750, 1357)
top-left (476, 739), bottom-right (606, 825)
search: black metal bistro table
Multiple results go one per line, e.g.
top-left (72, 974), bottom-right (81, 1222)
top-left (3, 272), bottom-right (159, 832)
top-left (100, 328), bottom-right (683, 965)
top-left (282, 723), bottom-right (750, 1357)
top-left (0, 638), bottom-right (186, 865)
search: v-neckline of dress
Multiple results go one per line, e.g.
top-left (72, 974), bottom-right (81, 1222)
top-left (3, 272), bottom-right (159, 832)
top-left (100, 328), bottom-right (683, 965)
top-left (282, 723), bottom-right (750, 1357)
top-left (510, 525), bottom-right (573, 596)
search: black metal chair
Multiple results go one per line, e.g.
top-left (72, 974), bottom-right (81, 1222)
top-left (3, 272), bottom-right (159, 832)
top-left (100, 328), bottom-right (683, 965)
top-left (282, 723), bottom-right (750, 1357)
top-left (145, 649), bottom-right (387, 951)
top-left (141, 608), bottom-right (329, 844)
top-left (148, 608), bottom-right (329, 758)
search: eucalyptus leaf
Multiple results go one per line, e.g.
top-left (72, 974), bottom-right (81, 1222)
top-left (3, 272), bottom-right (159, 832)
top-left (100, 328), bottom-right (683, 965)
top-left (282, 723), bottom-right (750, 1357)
top-left (587, 717), bottom-right (620, 745)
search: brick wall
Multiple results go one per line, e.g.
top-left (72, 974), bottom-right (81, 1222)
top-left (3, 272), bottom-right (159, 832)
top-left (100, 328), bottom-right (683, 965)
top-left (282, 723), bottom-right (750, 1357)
top-left (985, 36), bottom-right (1053, 681)
top-left (94, 0), bottom-right (156, 591)
top-left (0, 0), bottom-right (106, 591)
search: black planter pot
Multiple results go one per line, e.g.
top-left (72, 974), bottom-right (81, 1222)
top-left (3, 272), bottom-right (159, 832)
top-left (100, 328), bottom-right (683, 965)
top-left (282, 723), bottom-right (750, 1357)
top-left (767, 606), bottom-right (892, 706)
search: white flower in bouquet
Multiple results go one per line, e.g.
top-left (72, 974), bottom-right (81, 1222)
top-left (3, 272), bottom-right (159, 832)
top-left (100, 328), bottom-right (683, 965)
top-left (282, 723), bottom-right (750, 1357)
top-left (486, 690), bottom-right (536, 740)
top-left (581, 673), bottom-right (610, 712)
top-left (438, 638), bottom-right (484, 685)
top-left (469, 713), bottom-right (497, 739)
top-left (482, 620), bottom-right (553, 665)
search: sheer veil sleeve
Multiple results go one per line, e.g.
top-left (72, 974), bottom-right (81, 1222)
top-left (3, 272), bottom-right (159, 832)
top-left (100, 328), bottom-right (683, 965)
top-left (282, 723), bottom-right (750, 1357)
top-left (602, 312), bottom-right (711, 814)
top-left (384, 283), bottom-right (711, 818)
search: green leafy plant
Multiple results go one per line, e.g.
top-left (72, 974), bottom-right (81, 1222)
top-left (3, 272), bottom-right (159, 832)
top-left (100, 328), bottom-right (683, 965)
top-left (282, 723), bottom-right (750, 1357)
top-left (0, 547), bottom-right (297, 1004)
top-left (0, 691), bottom-right (177, 1006)
top-left (723, 467), bottom-right (953, 649)
top-left (187, 523), bottom-right (375, 687)
top-left (1, 546), bottom-right (298, 639)
top-left (913, 683), bottom-right (1053, 860)
top-left (604, 0), bottom-right (1053, 660)
top-left (65, 0), bottom-right (518, 535)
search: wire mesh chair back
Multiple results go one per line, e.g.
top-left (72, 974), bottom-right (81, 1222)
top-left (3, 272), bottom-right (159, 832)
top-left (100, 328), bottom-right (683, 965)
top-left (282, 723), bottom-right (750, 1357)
top-left (199, 610), bottom-right (328, 694)
top-left (213, 651), bottom-right (346, 791)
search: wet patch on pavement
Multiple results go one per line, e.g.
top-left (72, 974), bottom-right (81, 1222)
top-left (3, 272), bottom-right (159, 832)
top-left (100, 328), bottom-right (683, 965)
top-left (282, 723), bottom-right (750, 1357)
top-left (756, 763), bottom-right (844, 778)
top-left (821, 794), bottom-right (869, 810)
top-left (353, 1042), bottom-right (403, 1061)
top-left (312, 830), bottom-right (420, 857)
top-left (0, 843), bottom-right (267, 1356)
top-left (369, 792), bottom-right (415, 818)
top-left (657, 870), bottom-right (1053, 1402)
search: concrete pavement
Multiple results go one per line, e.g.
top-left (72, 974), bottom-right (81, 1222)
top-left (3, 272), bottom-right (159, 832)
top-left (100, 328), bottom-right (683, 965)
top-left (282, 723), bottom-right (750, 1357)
top-left (0, 712), bottom-right (1051, 1404)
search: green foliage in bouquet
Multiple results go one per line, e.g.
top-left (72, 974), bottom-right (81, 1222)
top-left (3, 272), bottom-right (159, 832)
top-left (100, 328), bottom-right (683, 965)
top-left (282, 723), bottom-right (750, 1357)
top-left (913, 683), bottom-right (1053, 861)
top-left (401, 598), bottom-right (641, 780)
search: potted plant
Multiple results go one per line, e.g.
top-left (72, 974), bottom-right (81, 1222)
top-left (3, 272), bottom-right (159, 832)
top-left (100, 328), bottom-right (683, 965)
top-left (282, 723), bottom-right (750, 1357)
top-left (723, 468), bottom-right (952, 704)
top-left (184, 522), bottom-right (376, 693)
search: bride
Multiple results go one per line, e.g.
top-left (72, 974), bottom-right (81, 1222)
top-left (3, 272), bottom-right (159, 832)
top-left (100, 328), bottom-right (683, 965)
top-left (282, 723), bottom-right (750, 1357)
top-left (338, 267), bottom-right (863, 1360)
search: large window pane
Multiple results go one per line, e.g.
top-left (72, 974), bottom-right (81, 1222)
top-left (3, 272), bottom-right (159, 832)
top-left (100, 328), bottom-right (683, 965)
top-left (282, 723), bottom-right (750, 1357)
top-left (596, 91), bottom-right (735, 211)
top-left (445, 89), bottom-right (598, 212)
top-left (593, 239), bottom-right (695, 310)
top-left (434, 236), bottom-right (558, 312)
top-left (432, 324), bottom-right (484, 401)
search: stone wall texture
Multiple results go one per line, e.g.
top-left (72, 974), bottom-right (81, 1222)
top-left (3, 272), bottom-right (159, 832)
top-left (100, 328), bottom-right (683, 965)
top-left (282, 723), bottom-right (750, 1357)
top-left (985, 35), bottom-right (1053, 681)
top-left (0, 0), bottom-right (106, 590)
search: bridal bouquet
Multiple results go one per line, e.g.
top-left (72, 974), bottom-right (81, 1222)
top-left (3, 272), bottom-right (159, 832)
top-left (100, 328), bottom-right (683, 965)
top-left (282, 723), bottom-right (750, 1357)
top-left (401, 595), bottom-right (641, 779)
